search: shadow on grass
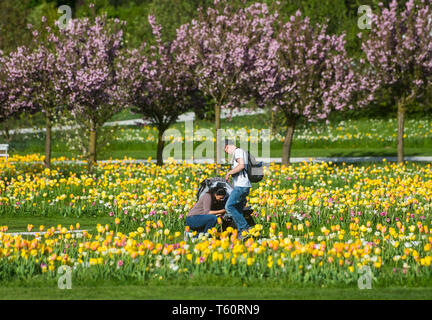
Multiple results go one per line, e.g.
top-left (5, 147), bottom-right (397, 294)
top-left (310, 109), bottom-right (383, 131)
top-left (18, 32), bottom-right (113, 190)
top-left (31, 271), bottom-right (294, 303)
top-left (327, 150), bottom-right (424, 158)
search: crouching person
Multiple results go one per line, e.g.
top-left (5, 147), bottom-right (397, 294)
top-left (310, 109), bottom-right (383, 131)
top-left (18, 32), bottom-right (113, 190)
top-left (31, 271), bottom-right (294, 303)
top-left (185, 188), bottom-right (227, 236)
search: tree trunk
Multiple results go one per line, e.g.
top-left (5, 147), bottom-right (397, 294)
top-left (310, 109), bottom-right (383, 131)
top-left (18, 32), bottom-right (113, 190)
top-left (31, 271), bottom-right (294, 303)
top-left (397, 100), bottom-right (405, 164)
top-left (270, 108), bottom-right (275, 137)
top-left (3, 124), bottom-right (10, 142)
top-left (215, 104), bottom-right (221, 164)
top-left (282, 117), bottom-right (296, 165)
top-left (44, 112), bottom-right (52, 169)
top-left (88, 119), bottom-right (97, 174)
top-left (157, 128), bottom-right (165, 166)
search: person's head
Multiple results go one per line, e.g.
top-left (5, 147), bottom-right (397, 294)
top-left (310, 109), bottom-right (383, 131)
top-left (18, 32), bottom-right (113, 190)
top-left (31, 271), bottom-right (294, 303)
top-left (224, 139), bottom-right (236, 154)
top-left (211, 187), bottom-right (227, 201)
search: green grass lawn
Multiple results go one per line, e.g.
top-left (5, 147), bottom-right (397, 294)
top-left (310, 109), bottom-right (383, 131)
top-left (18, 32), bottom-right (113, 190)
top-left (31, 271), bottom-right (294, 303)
top-left (0, 216), bottom-right (113, 233)
top-left (107, 109), bottom-right (144, 122)
top-left (10, 146), bottom-right (432, 161)
top-left (18, 109), bottom-right (141, 129)
top-left (6, 112), bottom-right (432, 160)
top-left (2, 282), bottom-right (432, 299)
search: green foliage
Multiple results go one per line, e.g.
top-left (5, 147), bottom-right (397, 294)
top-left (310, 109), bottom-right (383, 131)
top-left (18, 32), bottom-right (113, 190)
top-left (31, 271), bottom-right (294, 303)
top-left (27, 1), bottom-right (60, 43)
top-left (18, 0), bottom-right (415, 53)
top-left (6, 0), bottom-right (430, 127)
top-left (108, 3), bottom-right (153, 48)
top-left (147, 0), bottom-right (214, 42)
top-left (0, 0), bottom-right (33, 53)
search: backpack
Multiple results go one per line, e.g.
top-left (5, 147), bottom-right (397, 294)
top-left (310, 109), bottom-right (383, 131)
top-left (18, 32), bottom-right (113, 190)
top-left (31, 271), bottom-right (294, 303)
top-left (196, 177), bottom-right (233, 201)
top-left (243, 151), bottom-right (264, 183)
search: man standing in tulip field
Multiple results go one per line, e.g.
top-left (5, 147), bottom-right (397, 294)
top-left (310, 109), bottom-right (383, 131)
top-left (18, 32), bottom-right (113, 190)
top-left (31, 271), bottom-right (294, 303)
top-left (224, 139), bottom-right (252, 240)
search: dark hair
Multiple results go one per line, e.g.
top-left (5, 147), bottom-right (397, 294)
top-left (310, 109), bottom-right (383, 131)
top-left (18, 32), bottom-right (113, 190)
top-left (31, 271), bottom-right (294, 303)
top-left (208, 187), bottom-right (227, 203)
top-left (215, 188), bottom-right (227, 197)
top-left (224, 139), bottom-right (235, 147)
top-left (208, 187), bottom-right (227, 210)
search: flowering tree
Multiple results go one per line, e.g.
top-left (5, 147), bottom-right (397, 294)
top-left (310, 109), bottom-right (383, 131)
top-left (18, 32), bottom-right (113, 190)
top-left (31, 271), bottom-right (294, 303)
top-left (251, 11), bottom-right (372, 165)
top-left (119, 15), bottom-right (203, 166)
top-left (172, 0), bottom-right (278, 163)
top-left (359, 0), bottom-right (432, 163)
top-left (0, 53), bottom-right (16, 139)
top-left (10, 21), bottom-right (61, 168)
top-left (0, 48), bottom-right (39, 143)
top-left (51, 12), bottom-right (126, 173)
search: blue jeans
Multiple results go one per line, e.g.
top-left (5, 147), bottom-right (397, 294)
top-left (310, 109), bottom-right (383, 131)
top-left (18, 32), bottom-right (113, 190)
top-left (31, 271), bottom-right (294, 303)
top-left (225, 186), bottom-right (250, 233)
top-left (186, 215), bottom-right (217, 234)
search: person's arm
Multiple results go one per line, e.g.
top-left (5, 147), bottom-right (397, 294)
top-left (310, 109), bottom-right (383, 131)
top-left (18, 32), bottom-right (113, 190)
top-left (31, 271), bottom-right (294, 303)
top-left (228, 156), bottom-right (245, 175)
top-left (203, 193), bottom-right (226, 216)
top-left (209, 208), bottom-right (226, 216)
top-left (225, 150), bottom-right (245, 180)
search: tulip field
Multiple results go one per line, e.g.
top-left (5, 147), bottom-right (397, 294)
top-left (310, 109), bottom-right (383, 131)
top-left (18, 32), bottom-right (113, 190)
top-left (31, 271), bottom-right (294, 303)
top-left (2, 154), bottom-right (432, 298)
top-left (2, 0), bottom-right (432, 302)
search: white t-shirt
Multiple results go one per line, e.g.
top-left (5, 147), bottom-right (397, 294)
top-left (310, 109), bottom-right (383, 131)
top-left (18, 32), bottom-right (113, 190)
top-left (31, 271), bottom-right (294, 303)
top-left (231, 148), bottom-right (252, 188)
